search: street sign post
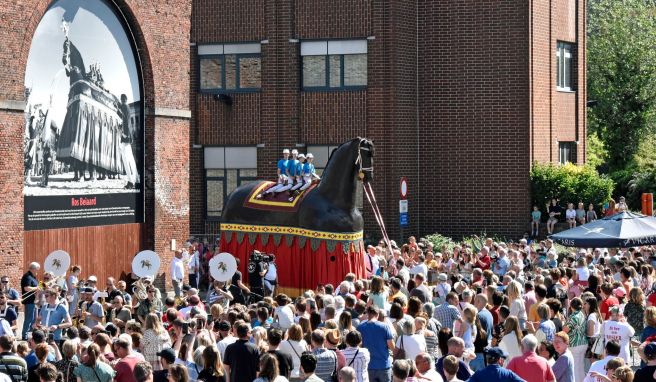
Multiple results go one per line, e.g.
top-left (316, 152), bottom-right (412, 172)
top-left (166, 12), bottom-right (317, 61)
top-left (400, 177), bottom-right (409, 229)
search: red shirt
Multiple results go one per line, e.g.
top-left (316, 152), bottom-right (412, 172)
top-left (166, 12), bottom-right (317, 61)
top-left (476, 255), bottom-right (491, 270)
top-left (114, 353), bottom-right (146, 382)
top-left (648, 293), bottom-right (656, 307)
top-left (489, 306), bottom-right (500, 326)
top-left (507, 351), bottom-right (555, 382)
top-left (600, 296), bottom-right (619, 319)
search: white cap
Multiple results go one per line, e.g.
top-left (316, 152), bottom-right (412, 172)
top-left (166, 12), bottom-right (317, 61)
top-left (306, 153), bottom-right (314, 159)
top-left (283, 149), bottom-right (290, 154)
top-left (291, 149), bottom-right (298, 155)
top-left (298, 153), bottom-right (306, 159)
top-left (87, 275), bottom-right (98, 282)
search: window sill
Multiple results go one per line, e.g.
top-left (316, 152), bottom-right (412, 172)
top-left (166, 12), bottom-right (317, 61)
top-left (302, 86), bottom-right (367, 93)
top-left (556, 88), bottom-right (576, 93)
top-left (199, 89), bottom-right (261, 94)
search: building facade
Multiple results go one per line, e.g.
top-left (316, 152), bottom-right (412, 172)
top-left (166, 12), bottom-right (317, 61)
top-left (0, 0), bottom-right (585, 285)
top-left (0, 0), bottom-right (191, 285)
top-left (189, 0), bottom-right (586, 241)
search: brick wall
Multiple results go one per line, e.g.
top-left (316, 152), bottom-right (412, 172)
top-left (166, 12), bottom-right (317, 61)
top-left (0, 0), bottom-right (191, 287)
top-left (417, 1), bottom-right (531, 237)
top-left (189, 0), bottom-right (586, 241)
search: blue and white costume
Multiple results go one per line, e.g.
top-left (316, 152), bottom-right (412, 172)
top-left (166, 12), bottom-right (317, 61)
top-left (299, 153), bottom-right (320, 191)
top-left (262, 149), bottom-right (290, 195)
top-left (290, 153), bottom-right (306, 192)
top-left (277, 149), bottom-right (298, 193)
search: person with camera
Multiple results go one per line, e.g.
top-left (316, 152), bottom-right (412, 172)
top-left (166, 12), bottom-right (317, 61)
top-left (248, 251), bottom-right (268, 303)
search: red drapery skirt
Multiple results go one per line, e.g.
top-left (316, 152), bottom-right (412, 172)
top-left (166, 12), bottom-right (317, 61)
top-left (219, 231), bottom-right (366, 293)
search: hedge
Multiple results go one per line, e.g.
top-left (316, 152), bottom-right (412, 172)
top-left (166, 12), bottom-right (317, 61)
top-left (530, 162), bottom-right (614, 218)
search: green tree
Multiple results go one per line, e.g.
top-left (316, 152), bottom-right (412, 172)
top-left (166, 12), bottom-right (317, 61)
top-left (531, 162), bottom-right (614, 214)
top-left (587, 0), bottom-right (656, 171)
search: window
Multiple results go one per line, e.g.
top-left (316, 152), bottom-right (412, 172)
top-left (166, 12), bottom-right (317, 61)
top-left (198, 43), bottom-right (261, 93)
top-left (301, 40), bottom-right (367, 90)
top-left (558, 142), bottom-right (577, 164)
top-left (204, 147), bottom-right (258, 218)
top-left (556, 42), bottom-right (573, 91)
top-left (307, 145), bottom-right (364, 210)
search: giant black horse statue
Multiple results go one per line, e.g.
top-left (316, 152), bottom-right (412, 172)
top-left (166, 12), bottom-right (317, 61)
top-left (222, 137), bottom-right (374, 232)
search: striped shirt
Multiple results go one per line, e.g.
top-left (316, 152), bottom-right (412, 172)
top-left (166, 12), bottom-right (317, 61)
top-left (566, 310), bottom-right (588, 347)
top-left (341, 347), bottom-right (371, 382)
top-left (0, 352), bottom-right (28, 382)
top-left (312, 348), bottom-right (337, 382)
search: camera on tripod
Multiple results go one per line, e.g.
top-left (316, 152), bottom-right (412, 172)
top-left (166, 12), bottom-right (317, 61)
top-left (250, 251), bottom-right (274, 264)
top-left (248, 250), bottom-right (274, 274)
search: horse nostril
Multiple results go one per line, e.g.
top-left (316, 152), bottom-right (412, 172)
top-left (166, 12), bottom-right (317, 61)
top-left (330, 256), bottom-right (336, 262)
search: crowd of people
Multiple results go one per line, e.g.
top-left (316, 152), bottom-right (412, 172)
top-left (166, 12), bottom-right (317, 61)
top-left (532, 197), bottom-right (629, 237)
top-left (1, 235), bottom-right (656, 382)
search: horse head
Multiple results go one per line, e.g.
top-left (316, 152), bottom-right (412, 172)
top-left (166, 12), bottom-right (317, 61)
top-left (356, 137), bottom-right (374, 183)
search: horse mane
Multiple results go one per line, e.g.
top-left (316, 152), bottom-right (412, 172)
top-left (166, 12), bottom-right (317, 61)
top-left (326, 137), bottom-right (362, 166)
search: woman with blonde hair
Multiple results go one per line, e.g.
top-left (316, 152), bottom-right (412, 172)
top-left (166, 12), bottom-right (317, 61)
top-left (457, 307), bottom-right (478, 361)
top-left (197, 346), bottom-right (225, 382)
top-left (252, 326), bottom-right (269, 353)
top-left (507, 281), bottom-right (527, 330)
top-left (499, 316), bottom-right (523, 365)
top-left (53, 340), bottom-right (79, 382)
top-left (142, 312), bottom-right (171, 370)
top-left (414, 315), bottom-right (439, 360)
top-left (640, 306), bottom-right (656, 342)
top-left (278, 324), bottom-right (308, 382)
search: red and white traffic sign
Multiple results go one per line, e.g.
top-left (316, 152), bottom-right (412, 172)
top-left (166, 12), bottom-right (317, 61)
top-left (400, 177), bottom-right (408, 199)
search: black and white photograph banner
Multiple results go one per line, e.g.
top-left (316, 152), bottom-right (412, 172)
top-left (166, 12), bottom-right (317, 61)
top-left (23, 0), bottom-right (143, 230)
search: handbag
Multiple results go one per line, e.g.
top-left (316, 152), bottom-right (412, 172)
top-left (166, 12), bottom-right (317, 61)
top-left (585, 321), bottom-right (604, 359)
top-left (592, 324), bottom-right (605, 356)
top-left (393, 336), bottom-right (406, 360)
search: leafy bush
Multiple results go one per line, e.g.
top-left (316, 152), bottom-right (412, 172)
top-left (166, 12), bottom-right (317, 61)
top-left (424, 233), bottom-right (455, 252)
top-left (531, 162), bottom-right (614, 215)
top-left (586, 133), bottom-right (609, 170)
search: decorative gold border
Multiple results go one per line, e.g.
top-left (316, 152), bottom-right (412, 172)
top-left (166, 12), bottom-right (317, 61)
top-left (246, 181), bottom-right (306, 207)
top-left (220, 223), bottom-right (363, 241)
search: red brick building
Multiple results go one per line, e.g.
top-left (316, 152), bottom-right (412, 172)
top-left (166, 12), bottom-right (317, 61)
top-left (189, 0), bottom-right (586, 241)
top-left (0, 0), bottom-right (585, 285)
top-left (0, 0), bottom-right (191, 285)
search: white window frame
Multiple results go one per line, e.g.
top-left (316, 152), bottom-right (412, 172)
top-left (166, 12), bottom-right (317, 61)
top-left (557, 42), bottom-right (573, 91)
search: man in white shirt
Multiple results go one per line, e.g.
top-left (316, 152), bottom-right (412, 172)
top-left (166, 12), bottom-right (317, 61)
top-left (216, 321), bottom-right (237, 359)
top-left (0, 318), bottom-right (13, 338)
top-left (410, 255), bottom-right (428, 278)
top-left (187, 243), bottom-right (200, 289)
top-left (415, 353), bottom-right (443, 382)
top-left (274, 295), bottom-right (294, 330)
top-left (583, 341), bottom-right (621, 382)
top-left (364, 245), bottom-right (380, 278)
top-left (397, 259), bottom-right (410, 287)
top-left (602, 307), bottom-right (635, 363)
top-left (170, 250), bottom-right (185, 298)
